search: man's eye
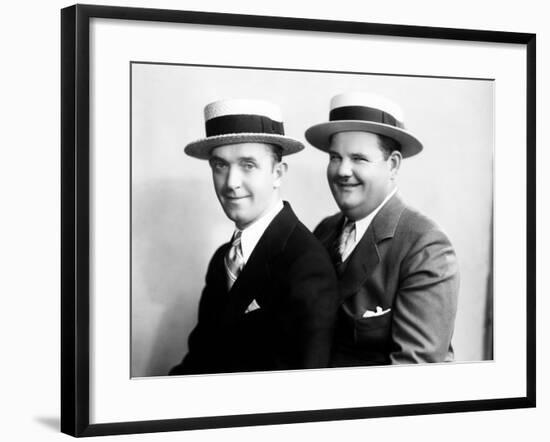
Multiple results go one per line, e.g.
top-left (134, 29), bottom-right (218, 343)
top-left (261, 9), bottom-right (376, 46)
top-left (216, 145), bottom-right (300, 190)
top-left (329, 154), bottom-right (340, 162)
top-left (211, 161), bottom-right (226, 170)
top-left (242, 162), bottom-right (255, 170)
top-left (352, 156), bottom-right (370, 163)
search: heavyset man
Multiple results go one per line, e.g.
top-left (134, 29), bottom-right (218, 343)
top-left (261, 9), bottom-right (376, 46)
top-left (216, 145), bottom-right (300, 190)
top-left (307, 92), bottom-right (460, 366)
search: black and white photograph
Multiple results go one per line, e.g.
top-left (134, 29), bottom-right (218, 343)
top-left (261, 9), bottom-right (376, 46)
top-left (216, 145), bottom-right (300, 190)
top-left (130, 63), bottom-right (494, 377)
top-left (56, 3), bottom-right (537, 438)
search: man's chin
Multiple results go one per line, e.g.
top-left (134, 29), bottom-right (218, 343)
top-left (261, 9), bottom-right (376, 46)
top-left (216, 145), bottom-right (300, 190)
top-left (224, 209), bottom-right (242, 222)
top-left (223, 209), bottom-right (250, 228)
top-left (334, 197), bottom-right (359, 212)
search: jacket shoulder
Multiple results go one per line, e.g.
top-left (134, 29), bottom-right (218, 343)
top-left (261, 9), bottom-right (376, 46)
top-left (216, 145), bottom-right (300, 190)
top-left (395, 205), bottom-right (455, 254)
top-left (286, 218), bottom-right (332, 257)
top-left (273, 203), bottom-right (334, 258)
top-left (313, 212), bottom-right (341, 238)
top-left (399, 205), bottom-right (448, 236)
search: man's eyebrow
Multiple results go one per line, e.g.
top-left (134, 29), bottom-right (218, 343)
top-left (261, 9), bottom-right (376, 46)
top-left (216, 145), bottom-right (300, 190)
top-left (208, 155), bottom-right (260, 164)
top-left (328, 149), bottom-right (367, 156)
top-left (330, 148), bottom-right (371, 157)
top-left (237, 156), bottom-right (259, 163)
top-left (208, 155), bottom-right (227, 163)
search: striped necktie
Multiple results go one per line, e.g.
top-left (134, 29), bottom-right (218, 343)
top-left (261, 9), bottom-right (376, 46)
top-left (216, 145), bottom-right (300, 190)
top-left (336, 219), bottom-right (356, 263)
top-left (225, 230), bottom-right (244, 290)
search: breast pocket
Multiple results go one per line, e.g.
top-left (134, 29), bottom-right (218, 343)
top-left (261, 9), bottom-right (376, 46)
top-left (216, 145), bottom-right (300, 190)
top-left (354, 311), bottom-right (392, 349)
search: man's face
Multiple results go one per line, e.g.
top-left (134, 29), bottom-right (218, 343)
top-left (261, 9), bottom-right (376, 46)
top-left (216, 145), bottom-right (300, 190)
top-left (327, 131), bottom-right (399, 221)
top-left (209, 142), bottom-right (285, 229)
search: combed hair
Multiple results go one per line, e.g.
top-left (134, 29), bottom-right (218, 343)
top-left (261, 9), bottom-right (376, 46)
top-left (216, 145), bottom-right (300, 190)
top-left (268, 145), bottom-right (283, 164)
top-left (377, 134), bottom-right (401, 159)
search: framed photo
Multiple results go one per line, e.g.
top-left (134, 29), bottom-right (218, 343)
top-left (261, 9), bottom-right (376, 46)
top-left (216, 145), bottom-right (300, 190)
top-left (61, 4), bottom-right (536, 437)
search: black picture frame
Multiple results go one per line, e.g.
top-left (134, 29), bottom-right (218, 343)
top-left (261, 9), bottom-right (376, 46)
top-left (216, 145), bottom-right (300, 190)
top-left (61, 4), bottom-right (536, 437)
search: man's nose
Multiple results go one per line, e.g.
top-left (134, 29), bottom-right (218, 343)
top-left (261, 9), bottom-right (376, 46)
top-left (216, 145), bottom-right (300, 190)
top-left (225, 166), bottom-right (242, 189)
top-left (335, 158), bottom-right (353, 178)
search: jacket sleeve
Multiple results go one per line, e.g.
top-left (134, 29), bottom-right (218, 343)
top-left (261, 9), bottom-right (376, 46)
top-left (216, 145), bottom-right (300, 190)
top-left (389, 227), bottom-right (460, 364)
top-left (168, 289), bottom-right (215, 375)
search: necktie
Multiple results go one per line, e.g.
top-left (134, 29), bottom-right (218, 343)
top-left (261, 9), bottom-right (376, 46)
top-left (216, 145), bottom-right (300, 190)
top-left (336, 219), bottom-right (356, 263)
top-left (225, 230), bottom-right (244, 290)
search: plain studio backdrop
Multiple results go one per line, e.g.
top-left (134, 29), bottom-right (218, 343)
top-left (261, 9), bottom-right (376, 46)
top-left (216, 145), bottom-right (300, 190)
top-left (131, 63), bottom-right (493, 377)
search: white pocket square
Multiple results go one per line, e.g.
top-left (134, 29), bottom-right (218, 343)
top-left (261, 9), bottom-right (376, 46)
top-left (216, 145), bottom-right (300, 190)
top-left (245, 299), bottom-right (261, 314)
top-left (362, 306), bottom-right (391, 318)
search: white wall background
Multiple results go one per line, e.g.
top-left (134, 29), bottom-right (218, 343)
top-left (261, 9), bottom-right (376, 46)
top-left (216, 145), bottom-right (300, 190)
top-left (0, 0), bottom-right (546, 441)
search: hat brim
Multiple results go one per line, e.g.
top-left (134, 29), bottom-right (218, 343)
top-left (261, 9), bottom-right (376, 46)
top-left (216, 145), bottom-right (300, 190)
top-left (305, 121), bottom-right (423, 158)
top-left (184, 133), bottom-right (304, 160)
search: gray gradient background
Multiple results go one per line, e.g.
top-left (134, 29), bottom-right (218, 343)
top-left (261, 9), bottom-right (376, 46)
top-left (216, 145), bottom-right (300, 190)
top-left (131, 63), bottom-right (493, 377)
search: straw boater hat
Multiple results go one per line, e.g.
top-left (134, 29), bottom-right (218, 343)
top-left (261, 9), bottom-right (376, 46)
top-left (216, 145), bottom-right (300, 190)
top-left (305, 92), bottom-right (423, 158)
top-left (185, 98), bottom-right (304, 159)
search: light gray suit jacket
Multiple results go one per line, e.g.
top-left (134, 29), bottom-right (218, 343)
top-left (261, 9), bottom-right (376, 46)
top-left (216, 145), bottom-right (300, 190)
top-left (314, 194), bottom-right (459, 366)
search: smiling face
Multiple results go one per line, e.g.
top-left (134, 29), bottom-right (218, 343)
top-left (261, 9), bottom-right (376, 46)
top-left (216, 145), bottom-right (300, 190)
top-left (209, 142), bottom-right (286, 229)
top-left (327, 131), bottom-right (401, 221)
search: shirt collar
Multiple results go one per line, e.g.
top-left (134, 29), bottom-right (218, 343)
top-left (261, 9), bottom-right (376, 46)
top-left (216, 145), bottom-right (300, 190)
top-left (352, 187), bottom-right (398, 242)
top-left (235, 199), bottom-right (284, 263)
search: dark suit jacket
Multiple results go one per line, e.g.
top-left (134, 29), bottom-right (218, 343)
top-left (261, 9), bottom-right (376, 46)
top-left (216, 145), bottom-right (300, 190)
top-left (314, 194), bottom-right (459, 366)
top-left (169, 202), bottom-right (339, 375)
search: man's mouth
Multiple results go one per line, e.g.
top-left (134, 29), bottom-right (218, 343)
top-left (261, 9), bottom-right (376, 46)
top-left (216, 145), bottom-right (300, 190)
top-left (335, 182), bottom-right (360, 188)
top-left (224, 195), bottom-right (249, 200)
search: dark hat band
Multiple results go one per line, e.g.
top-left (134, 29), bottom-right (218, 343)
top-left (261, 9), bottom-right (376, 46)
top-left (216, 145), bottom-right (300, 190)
top-left (205, 114), bottom-right (285, 137)
top-left (329, 106), bottom-right (404, 129)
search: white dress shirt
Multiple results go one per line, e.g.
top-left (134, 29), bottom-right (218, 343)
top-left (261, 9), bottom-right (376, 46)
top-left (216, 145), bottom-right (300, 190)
top-left (341, 188), bottom-right (398, 262)
top-left (235, 199), bottom-right (284, 264)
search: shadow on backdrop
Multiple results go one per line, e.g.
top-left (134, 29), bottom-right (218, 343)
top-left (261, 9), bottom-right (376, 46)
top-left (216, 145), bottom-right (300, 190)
top-left (132, 177), bottom-right (230, 377)
top-left (483, 212), bottom-right (494, 360)
top-left (34, 416), bottom-right (59, 432)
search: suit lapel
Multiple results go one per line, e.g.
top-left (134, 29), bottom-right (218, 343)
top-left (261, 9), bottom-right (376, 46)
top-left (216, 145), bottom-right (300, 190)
top-left (225, 202), bottom-right (297, 318)
top-left (317, 213), bottom-right (344, 264)
top-left (338, 194), bottom-right (406, 300)
top-left (339, 228), bottom-right (379, 299)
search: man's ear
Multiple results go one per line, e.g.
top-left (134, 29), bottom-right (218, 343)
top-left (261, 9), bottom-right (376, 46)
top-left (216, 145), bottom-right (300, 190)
top-left (389, 150), bottom-right (402, 180)
top-left (273, 162), bottom-right (288, 188)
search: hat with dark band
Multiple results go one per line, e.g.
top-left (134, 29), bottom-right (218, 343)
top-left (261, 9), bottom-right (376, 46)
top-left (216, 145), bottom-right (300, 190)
top-left (305, 92), bottom-right (423, 158)
top-left (185, 98), bottom-right (304, 159)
